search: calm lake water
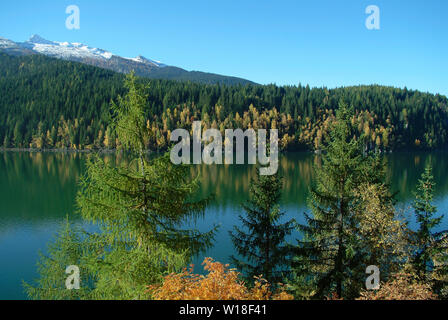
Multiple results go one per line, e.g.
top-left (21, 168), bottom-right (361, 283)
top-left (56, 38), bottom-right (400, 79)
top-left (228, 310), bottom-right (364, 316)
top-left (1, 151), bottom-right (448, 299)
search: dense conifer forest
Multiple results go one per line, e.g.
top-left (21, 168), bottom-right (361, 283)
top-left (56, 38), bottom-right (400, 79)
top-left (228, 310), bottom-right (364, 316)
top-left (1, 52), bottom-right (447, 152)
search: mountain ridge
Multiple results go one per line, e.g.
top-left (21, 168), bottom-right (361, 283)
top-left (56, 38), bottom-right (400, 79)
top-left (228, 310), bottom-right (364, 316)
top-left (0, 34), bottom-right (255, 85)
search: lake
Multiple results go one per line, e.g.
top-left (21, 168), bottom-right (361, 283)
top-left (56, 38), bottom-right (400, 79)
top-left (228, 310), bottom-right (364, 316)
top-left (1, 151), bottom-right (448, 299)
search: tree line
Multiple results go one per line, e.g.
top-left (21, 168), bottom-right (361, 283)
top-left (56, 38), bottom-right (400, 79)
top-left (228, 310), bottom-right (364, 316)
top-left (1, 53), bottom-right (447, 152)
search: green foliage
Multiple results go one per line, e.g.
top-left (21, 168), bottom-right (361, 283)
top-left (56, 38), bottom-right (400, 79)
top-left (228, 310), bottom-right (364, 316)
top-left (291, 102), bottom-right (390, 299)
top-left (1, 53), bottom-right (447, 152)
top-left (111, 72), bottom-right (149, 153)
top-left (85, 234), bottom-right (188, 300)
top-left (77, 152), bottom-right (217, 254)
top-left (25, 217), bottom-right (189, 300)
top-left (413, 165), bottom-right (443, 276)
top-left (25, 73), bottom-right (217, 300)
top-left (230, 170), bottom-right (295, 284)
top-left (412, 164), bottom-right (448, 297)
top-left (24, 218), bottom-right (94, 300)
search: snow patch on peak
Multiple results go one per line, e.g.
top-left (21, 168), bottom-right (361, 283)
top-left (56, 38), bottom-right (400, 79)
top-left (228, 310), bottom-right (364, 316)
top-left (0, 37), bottom-right (14, 45)
top-left (126, 55), bottom-right (166, 67)
top-left (28, 34), bottom-right (55, 45)
top-left (24, 35), bottom-right (114, 61)
top-left (1, 34), bottom-right (167, 69)
top-left (0, 37), bottom-right (17, 48)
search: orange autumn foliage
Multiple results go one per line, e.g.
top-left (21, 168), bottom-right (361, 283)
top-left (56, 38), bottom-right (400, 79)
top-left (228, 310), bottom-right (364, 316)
top-left (148, 258), bottom-right (294, 300)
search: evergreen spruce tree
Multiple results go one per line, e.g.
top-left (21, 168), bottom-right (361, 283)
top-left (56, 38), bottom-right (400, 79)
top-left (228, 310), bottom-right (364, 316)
top-left (25, 72), bottom-right (217, 299)
top-left (230, 170), bottom-right (295, 284)
top-left (412, 165), bottom-right (446, 281)
top-left (291, 102), bottom-right (386, 299)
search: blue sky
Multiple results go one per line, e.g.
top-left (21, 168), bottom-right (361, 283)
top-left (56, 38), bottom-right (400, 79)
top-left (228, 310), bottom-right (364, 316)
top-left (1, 0), bottom-right (447, 95)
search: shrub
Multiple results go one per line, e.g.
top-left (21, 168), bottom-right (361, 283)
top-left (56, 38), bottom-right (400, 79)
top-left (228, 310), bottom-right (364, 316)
top-left (148, 258), bottom-right (294, 300)
top-left (357, 272), bottom-right (437, 300)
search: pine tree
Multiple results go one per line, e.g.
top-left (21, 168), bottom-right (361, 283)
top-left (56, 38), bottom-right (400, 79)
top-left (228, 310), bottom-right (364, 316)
top-left (412, 165), bottom-right (444, 278)
top-left (291, 102), bottom-right (386, 299)
top-left (230, 170), bottom-right (295, 284)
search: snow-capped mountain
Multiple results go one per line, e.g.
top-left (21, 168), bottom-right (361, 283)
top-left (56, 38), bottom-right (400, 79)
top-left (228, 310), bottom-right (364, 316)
top-left (0, 34), bottom-right (253, 85)
top-left (0, 37), bottom-right (17, 48)
top-left (20, 34), bottom-right (165, 68)
top-left (23, 34), bottom-right (114, 60)
top-left (1, 36), bottom-right (35, 55)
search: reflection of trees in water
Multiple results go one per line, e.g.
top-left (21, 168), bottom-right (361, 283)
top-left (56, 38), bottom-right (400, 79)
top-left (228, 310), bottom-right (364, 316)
top-left (0, 152), bottom-right (84, 220)
top-left (0, 152), bottom-right (83, 186)
top-left (190, 152), bottom-right (448, 207)
top-left (0, 151), bottom-right (447, 220)
top-left (386, 152), bottom-right (448, 202)
top-left (190, 153), bottom-right (318, 208)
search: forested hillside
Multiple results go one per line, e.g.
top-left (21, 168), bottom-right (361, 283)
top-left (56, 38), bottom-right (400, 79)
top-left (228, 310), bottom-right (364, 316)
top-left (1, 53), bottom-right (447, 151)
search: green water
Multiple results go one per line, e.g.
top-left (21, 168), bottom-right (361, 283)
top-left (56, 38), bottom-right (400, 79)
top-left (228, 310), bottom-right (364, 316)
top-left (1, 151), bottom-right (448, 299)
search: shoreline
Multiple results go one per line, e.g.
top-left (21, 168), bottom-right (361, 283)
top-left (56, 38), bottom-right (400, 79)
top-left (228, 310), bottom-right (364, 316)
top-left (0, 148), bottom-right (154, 154)
top-left (1, 147), bottom-right (446, 155)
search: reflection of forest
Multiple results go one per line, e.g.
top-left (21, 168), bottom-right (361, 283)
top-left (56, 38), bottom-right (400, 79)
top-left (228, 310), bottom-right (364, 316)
top-left (386, 152), bottom-right (448, 202)
top-left (192, 152), bottom-right (448, 206)
top-left (190, 153), bottom-right (318, 206)
top-left (0, 152), bottom-right (83, 220)
top-left (0, 151), bottom-right (447, 221)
